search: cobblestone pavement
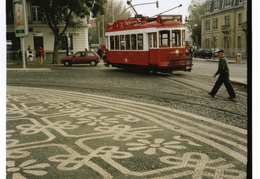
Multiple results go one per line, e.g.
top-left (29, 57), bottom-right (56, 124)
top-left (6, 86), bottom-right (247, 178)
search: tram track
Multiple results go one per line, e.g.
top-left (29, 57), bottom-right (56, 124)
top-left (8, 80), bottom-right (248, 119)
top-left (158, 74), bottom-right (247, 106)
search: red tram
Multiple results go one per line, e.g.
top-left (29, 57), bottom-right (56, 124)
top-left (104, 5), bottom-right (193, 73)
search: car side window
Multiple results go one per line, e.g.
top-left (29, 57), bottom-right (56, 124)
top-left (86, 52), bottom-right (95, 57)
top-left (75, 52), bottom-right (85, 57)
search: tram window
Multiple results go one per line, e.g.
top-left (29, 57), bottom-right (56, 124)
top-left (182, 30), bottom-right (186, 46)
top-left (131, 34), bottom-right (137, 50)
top-left (149, 34), bottom-right (153, 47)
top-left (120, 35), bottom-right (125, 50)
top-left (126, 35), bottom-right (130, 50)
top-left (137, 34), bottom-right (143, 50)
top-left (110, 36), bottom-right (115, 50)
top-left (172, 30), bottom-right (181, 46)
top-left (159, 30), bottom-right (170, 47)
top-left (115, 36), bottom-right (119, 50)
top-left (153, 33), bottom-right (157, 47)
top-left (148, 33), bottom-right (157, 48)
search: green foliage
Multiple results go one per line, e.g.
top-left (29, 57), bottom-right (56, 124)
top-left (92, 0), bottom-right (131, 40)
top-left (186, 0), bottom-right (205, 47)
top-left (32, 0), bottom-right (107, 63)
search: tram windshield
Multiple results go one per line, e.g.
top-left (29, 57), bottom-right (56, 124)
top-left (172, 30), bottom-right (181, 46)
top-left (159, 30), bottom-right (184, 47)
top-left (159, 30), bottom-right (170, 47)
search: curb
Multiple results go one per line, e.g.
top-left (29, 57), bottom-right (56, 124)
top-left (7, 68), bottom-right (52, 72)
top-left (230, 79), bottom-right (247, 87)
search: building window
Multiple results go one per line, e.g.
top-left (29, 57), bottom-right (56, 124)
top-left (7, 32), bottom-right (20, 51)
top-left (214, 0), bottom-right (219, 10)
top-left (238, 36), bottom-right (241, 49)
top-left (224, 36), bottom-right (230, 49)
top-left (238, 13), bottom-right (242, 26)
top-left (225, 0), bottom-right (231, 6)
top-left (205, 20), bottom-right (211, 30)
top-left (213, 18), bottom-right (218, 29)
top-left (59, 36), bottom-right (73, 50)
top-left (239, 0), bottom-right (243, 4)
top-left (32, 6), bottom-right (43, 23)
top-left (213, 36), bottom-right (217, 48)
top-left (224, 15), bottom-right (230, 26)
top-left (205, 2), bottom-right (211, 13)
top-left (205, 38), bottom-right (210, 48)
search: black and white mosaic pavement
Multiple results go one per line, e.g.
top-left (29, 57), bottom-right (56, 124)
top-left (6, 86), bottom-right (247, 178)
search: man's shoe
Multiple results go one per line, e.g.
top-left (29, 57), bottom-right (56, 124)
top-left (228, 97), bottom-right (236, 102)
top-left (208, 92), bottom-right (214, 97)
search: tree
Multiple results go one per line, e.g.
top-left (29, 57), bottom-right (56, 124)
top-left (90, 0), bottom-right (131, 44)
top-left (35, 0), bottom-right (107, 64)
top-left (186, 0), bottom-right (205, 48)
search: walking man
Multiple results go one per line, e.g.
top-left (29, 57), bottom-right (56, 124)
top-left (208, 50), bottom-right (236, 100)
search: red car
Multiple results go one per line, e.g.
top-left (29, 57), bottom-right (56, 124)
top-left (60, 51), bottom-right (100, 66)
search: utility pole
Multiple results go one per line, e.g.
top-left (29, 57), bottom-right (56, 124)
top-left (112, 0), bottom-right (114, 22)
top-left (13, 0), bottom-right (28, 68)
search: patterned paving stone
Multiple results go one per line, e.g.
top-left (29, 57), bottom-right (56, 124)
top-left (6, 86), bottom-right (247, 178)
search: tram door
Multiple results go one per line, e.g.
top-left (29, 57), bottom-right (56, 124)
top-left (148, 33), bottom-right (159, 64)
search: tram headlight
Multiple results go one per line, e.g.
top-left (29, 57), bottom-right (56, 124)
top-left (175, 49), bottom-right (180, 54)
top-left (170, 49), bottom-right (181, 56)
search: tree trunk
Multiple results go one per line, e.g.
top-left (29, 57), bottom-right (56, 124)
top-left (52, 34), bottom-right (60, 64)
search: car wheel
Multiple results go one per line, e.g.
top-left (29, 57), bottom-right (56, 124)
top-left (64, 60), bottom-right (71, 67)
top-left (90, 61), bottom-right (97, 66)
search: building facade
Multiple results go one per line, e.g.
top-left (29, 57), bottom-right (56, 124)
top-left (6, 0), bottom-right (91, 62)
top-left (201, 0), bottom-right (247, 57)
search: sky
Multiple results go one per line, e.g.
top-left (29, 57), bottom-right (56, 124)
top-left (117, 0), bottom-right (192, 19)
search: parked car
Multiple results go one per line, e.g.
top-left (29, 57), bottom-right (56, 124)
top-left (200, 48), bottom-right (213, 59)
top-left (60, 51), bottom-right (100, 67)
top-left (211, 48), bottom-right (222, 57)
top-left (193, 48), bottom-right (203, 57)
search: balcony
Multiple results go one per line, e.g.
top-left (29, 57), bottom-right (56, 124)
top-left (221, 25), bottom-right (230, 34)
top-left (6, 16), bottom-right (47, 26)
top-left (27, 16), bottom-right (47, 25)
top-left (241, 22), bottom-right (247, 33)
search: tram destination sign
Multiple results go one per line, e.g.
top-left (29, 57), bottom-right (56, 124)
top-left (13, 0), bottom-right (28, 37)
top-left (114, 19), bottom-right (140, 29)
